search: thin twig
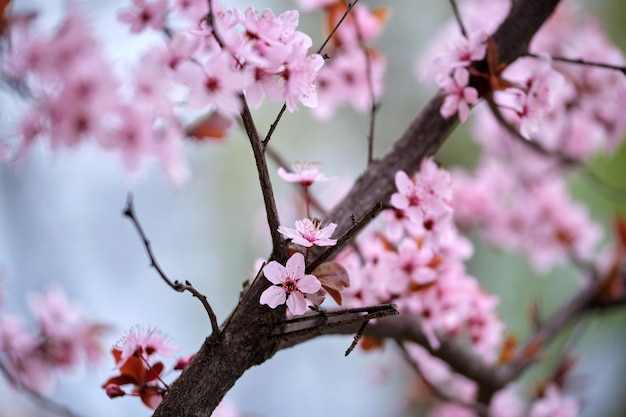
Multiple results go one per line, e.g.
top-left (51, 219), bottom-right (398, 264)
top-left (317, 1), bottom-right (359, 55)
top-left (262, 1), bottom-right (360, 148)
top-left (395, 341), bottom-right (489, 416)
top-left (449, 0), bottom-right (468, 38)
top-left (277, 303), bottom-right (397, 326)
top-left (343, 0), bottom-right (379, 165)
top-left (123, 195), bottom-right (220, 336)
top-left (275, 304), bottom-right (398, 342)
top-left (345, 320), bottom-right (368, 356)
top-left (0, 360), bottom-right (82, 417)
top-left (306, 202), bottom-right (383, 273)
top-left (524, 52), bottom-right (626, 75)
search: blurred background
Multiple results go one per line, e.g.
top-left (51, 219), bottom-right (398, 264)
top-left (0, 0), bottom-right (625, 416)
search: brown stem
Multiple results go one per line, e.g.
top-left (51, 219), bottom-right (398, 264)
top-left (123, 195), bottom-right (220, 336)
top-left (395, 341), bottom-right (489, 416)
top-left (262, 1), bottom-right (359, 148)
top-left (342, 0), bottom-right (378, 164)
top-left (449, 0), bottom-right (468, 38)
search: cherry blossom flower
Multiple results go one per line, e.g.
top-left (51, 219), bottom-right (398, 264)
top-left (278, 218), bottom-right (337, 248)
top-left (277, 162), bottom-right (335, 187)
top-left (433, 29), bottom-right (488, 69)
top-left (117, 0), bottom-right (168, 33)
top-left (260, 252), bottom-right (322, 315)
top-left (176, 51), bottom-right (251, 116)
top-left (437, 67), bottom-right (479, 123)
top-left (115, 326), bottom-right (178, 368)
top-left (294, 0), bottom-right (338, 11)
top-left (529, 385), bottom-right (580, 417)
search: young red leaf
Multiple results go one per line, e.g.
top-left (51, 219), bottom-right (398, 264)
top-left (186, 112), bottom-right (232, 141)
top-left (312, 261), bottom-right (350, 305)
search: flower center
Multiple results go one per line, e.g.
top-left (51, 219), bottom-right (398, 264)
top-left (282, 279), bottom-right (297, 294)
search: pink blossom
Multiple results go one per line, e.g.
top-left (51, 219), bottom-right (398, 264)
top-left (277, 162), bottom-right (335, 187)
top-left (176, 51), bottom-right (251, 116)
top-left (172, 0), bottom-right (208, 22)
top-left (434, 29), bottom-right (488, 69)
top-left (278, 218), bottom-right (338, 248)
top-left (529, 385), bottom-right (579, 417)
top-left (437, 67), bottom-right (479, 123)
top-left (260, 252), bottom-right (322, 315)
top-left (117, 0), bottom-right (168, 33)
top-left (313, 49), bottom-right (386, 120)
top-left (115, 326), bottom-right (178, 368)
top-left (294, 0), bottom-right (337, 11)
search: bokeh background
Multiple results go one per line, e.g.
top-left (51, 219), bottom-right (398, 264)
top-left (1, 0), bottom-right (625, 416)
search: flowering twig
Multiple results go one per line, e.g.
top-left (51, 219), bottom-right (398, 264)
top-left (262, 1), bottom-right (360, 149)
top-left (123, 195), bottom-right (220, 336)
top-left (0, 360), bottom-right (82, 417)
top-left (486, 97), bottom-right (626, 204)
top-left (342, 0), bottom-right (379, 165)
top-left (344, 320), bottom-right (368, 356)
top-left (306, 202), bottom-right (383, 273)
top-left (524, 52), bottom-right (626, 75)
top-left (395, 341), bottom-right (489, 416)
top-left (265, 145), bottom-right (328, 217)
top-left (449, 0), bottom-right (468, 38)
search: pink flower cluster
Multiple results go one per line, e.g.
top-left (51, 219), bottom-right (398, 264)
top-left (0, 287), bottom-right (105, 395)
top-left (260, 163), bottom-right (341, 315)
top-left (298, 1), bottom-right (387, 120)
top-left (453, 159), bottom-right (601, 273)
top-left (434, 30), bottom-right (487, 122)
top-left (2, 6), bottom-right (189, 184)
top-left (103, 326), bottom-right (193, 409)
top-left (3, 1), bottom-right (325, 182)
top-left (341, 158), bottom-right (503, 361)
top-left (417, 1), bottom-right (622, 275)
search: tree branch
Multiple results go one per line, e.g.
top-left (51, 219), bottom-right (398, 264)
top-left (152, 1), bottom-right (562, 415)
top-left (123, 195), bottom-right (220, 336)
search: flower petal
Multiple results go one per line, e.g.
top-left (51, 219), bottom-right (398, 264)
top-left (285, 252), bottom-right (305, 280)
top-left (297, 274), bottom-right (322, 294)
top-left (263, 261), bottom-right (286, 285)
top-left (260, 286), bottom-right (286, 308)
top-left (286, 292), bottom-right (307, 315)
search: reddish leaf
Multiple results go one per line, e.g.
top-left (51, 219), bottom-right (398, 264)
top-left (102, 374), bottom-right (139, 388)
top-left (145, 361), bottom-right (164, 382)
top-left (359, 335), bottom-right (383, 351)
top-left (139, 386), bottom-right (163, 410)
top-left (117, 355), bottom-right (146, 386)
top-left (312, 261), bottom-right (350, 305)
top-left (0, 0), bottom-right (10, 35)
top-left (498, 334), bottom-right (517, 364)
top-left (186, 112), bottom-right (232, 141)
